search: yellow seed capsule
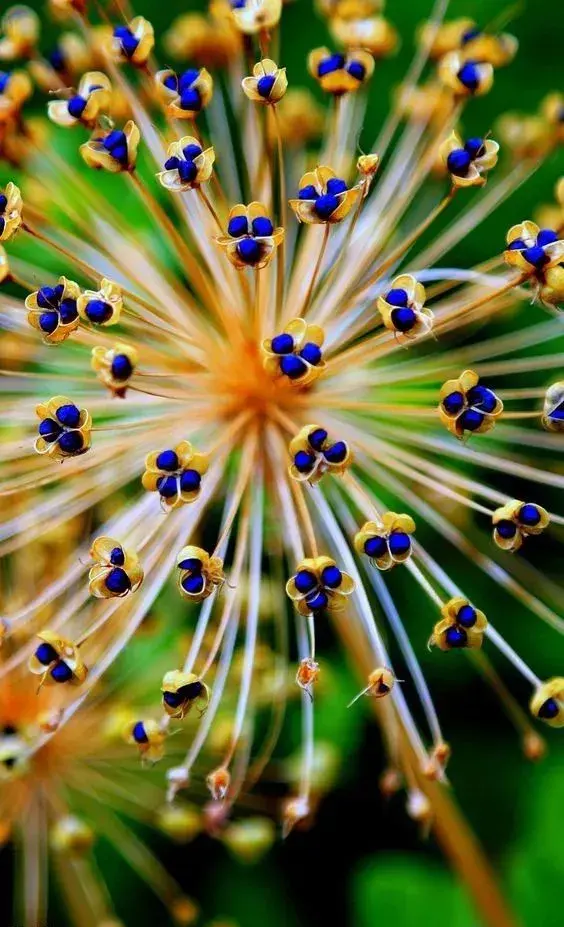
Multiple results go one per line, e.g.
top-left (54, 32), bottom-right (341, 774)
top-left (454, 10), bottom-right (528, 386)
top-left (492, 500), bottom-right (550, 552)
top-left (77, 279), bottom-right (123, 327)
top-left (530, 678), bottom-right (564, 728)
top-left (126, 719), bottom-right (166, 763)
top-left (348, 667), bottom-right (395, 706)
top-left (28, 630), bottom-right (88, 688)
top-left (91, 343), bottom-right (138, 397)
top-left (0, 726), bottom-right (27, 779)
top-left (221, 817), bottom-right (276, 863)
top-left (0, 182), bottom-right (22, 241)
top-left (156, 803), bottom-right (202, 843)
top-left (242, 58), bottom-right (287, 105)
top-left (88, 537), bottom-right (144, 599)
top-left (50, 816), bottom-right (94, 855)
top-left (161, 670), bottom-right (210, 720)
top-left (429, 597), bottom-right (487, 652)
top-left (542, 381), bottom-right (564, 432)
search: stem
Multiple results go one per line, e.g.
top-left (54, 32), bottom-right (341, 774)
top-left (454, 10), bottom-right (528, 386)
top-left (301, 224), bottom-right (330, 317)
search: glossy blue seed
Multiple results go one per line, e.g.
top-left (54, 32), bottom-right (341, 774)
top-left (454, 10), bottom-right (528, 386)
top-left (37, 286), bottom-right (57, 308)
top-left (85, 299), bottom-right (113, 324)
top-left (164, 154), bottom-right (181, 171)
top-left (537, 228), bottom-right (558, 246)
top-left (228, 215), bottom-right (248, 238)
top-left (317, 54), bottom-right (345, 78)
top-left (181, 573), bottom-right (205, 594)
top-left (523, 245), bottom-right (549, 267)
top-left (321, 565), bottom-right (342, 588)
top-left (538, 698), bottom-right (560, 719)
top-left (132, 721), bottom-right (148, 743)
top-left (163, 690), bottom-right (184, 707)
top-left (364, 535), bottom-right (387, 559)
top-left (461, 27), bottom-right (481, 44)
top-left (58, 298), bottom-right (78, 324)
top-left (177, 557), bottom-right (202, 572)
top-left (442, 391), bottom-right (465, 415)
top-left (49, 48), bottom-right (65, 70)
top-left (391, 306), bottom-right (417, 332)
top-left (299, 342), bottom-right (322, 365)
top-left (252, 216), bottom-right (274, 237)
top-left (294, 570), bottom-right (317, 594)
top-left (103, 129), bottom-right (126, 151)
top-left (178, 680), bottom-right (203, 700)
top-left (467, 384), bottom-right (496, 413)
top-left (464, 137), bottom-right (485, 159)
top-left (110, 546), bottom-right (125, 565)
top-left (496, 519), bottom-right (517, 539)
top-left (347, 60), bottom-right (366, 81)
top-left (35, 642), bottom-right (58, 665)
top-left (180, 88), bottom-right (201, 111)
top-left (67, 95), bottom-right (87, 118)
top-left (298, 184), bottom-right (318, 201)
top-left (39, 311), bottom-right (59, 333)
top-left (237, 238), bottom-right (261, 264)
top-left (314, 193), bottom-right (339, 220)
top-left (326, 178), bottom-right (348, 195)
top-left (447, 148), bottom-right (472, 176)
top-left (518, 503), bottom-right (541, 526)
top-left (178, 69), bottom-right (200, 91)
top-left (0, 72), bottom-right (10, 93)
top-left (388, 532), bottom-right (411, 556)
top-left (386, 287), bottom-right (409, 307)
top-left (111, 354), bottom-right (133, 381)
top-left (305, 590), bottom-right (329, 611)
top-left (459, 408), bottom-right (484, 431)
top-left (294, 450), bottom-right (315, 473)
top-left (163, 74), bottom-right (178, 91)
top-left (308, 428), bottom-right (328, 451)
top-left (178, 160), bottom-right (198, 183)
top-left (271, 332), bottom-right (294, 354)
top-left (51, 661), bottom-right (73, 682)
top-left (445, 626), bottom-right (467, 648)
top-left (156, 449), bottom-right (179, 471)
top-left (457, 604), bottom-right (477, 628)
top-left (58, 431), bottom-right (83, 454)
top-left (323, 440), bottom-right (347, 464)
top-left (180, 469), bottom-right (202, 493)
top-left (280, 355), bottom-right (307, 379)
top-left (105, 567), bottom-right (131, 595)
top-left (156, 475), bottom-right (178, 498)
top-left (257, 74), bottom-right (276, 98)
top-left (182, 143), bottom-right (202, 161)
top-left (457, 60), bottom-right (480, 91)
top-left (56, 403), bottom-right (80, 428)
top-left (507, 238), bottom-right (525, 251)
top-left (114, 27), bottom-right (138, 57)
top-left (39, 418), bottom-right (62, 440)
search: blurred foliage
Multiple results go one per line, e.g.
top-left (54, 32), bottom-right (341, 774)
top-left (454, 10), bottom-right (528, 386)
top-left (4, 0), bottom-right (564, 925)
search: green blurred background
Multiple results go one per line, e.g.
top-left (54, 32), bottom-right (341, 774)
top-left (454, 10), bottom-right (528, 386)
top-left (4, 1), bottom-right (564, 925)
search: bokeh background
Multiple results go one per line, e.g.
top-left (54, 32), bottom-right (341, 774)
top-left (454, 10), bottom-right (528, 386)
top-left (2, 1), bottom-right (564, 925)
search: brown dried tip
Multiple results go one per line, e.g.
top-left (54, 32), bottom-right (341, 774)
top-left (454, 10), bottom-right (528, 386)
top-left (379, 767), bottom-right (403, 798)
top-left (282, 795), bottom-right (310, 838)
top-left (38, 708), bottom-right (62, 733)
top-left (206, 765), bottom-right (231, 800)
top-left (523, 731), bottom-right (547, 762)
